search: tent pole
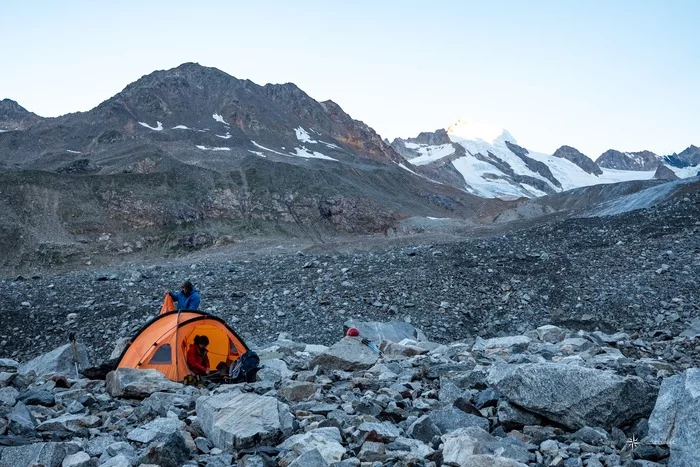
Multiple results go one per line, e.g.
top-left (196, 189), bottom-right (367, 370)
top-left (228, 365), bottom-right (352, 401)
top-left (175, 309), bottom-right (181, 379)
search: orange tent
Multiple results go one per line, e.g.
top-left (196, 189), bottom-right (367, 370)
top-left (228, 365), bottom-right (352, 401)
top-left (115, 310), bottom-right (249, 381)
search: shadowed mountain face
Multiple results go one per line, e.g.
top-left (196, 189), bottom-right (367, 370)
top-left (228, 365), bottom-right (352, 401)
top-left (0, 99), bottom-right (43, 131)
top-left (0, 63), bottom-right (511, 272)
top-left (596, 149), bottom-right (660, 171)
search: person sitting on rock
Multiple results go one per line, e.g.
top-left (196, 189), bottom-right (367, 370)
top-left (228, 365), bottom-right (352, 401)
top-left (187, 335), bottom-right (210, 376)
top-left (167, 280), bottom-right (201, 310)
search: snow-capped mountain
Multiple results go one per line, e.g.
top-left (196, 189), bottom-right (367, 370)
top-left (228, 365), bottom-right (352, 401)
top-left (391, 120), bottom-right (699, 200)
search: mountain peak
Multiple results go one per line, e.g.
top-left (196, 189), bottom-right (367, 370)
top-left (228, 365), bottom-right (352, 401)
top-left (446, 119), bottom-right (515, 146)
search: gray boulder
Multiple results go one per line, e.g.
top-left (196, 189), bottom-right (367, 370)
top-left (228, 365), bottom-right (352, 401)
top-left (310, 337), bottom-right (378, 371)
top-left (488, 363), bottom-right (657, 429)
top-left (61, 451), bottom-right (98, 467)
top-left (197, 390), bottom-right (294, 451)
top-left (137, 431), bottom-right (192, 467)
top-left (127, 417), bottom-right (185, 443)
top-left (8, 401), bottom-right (36, 436)
top-left (278, 427), bottom-right (346, 465)
top-left (141, 391), bottom-right (194, 417)
top-left (428, 407), bottom-right (490, 434)
top-left (343, 320), bottom-right (424, 343)
top-left (19, 343), bottom-right (91, 377)
top-left (105, 368), bottom-right (182, 398)
top-left (647, 368), bottom-right (700, 466)
top-left (0, 441), bottom-right (81, 467)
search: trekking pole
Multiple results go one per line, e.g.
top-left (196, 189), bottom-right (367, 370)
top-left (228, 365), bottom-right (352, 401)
top-left (68, 332), bottom-right (80, 378)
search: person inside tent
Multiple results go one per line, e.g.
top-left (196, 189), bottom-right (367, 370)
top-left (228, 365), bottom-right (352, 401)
top-left (187, 335), bottom-right (211, 376)
top-left (167, 280), bottom-right (201, 310)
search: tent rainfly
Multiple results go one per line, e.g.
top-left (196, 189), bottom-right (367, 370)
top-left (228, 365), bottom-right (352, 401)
top-left (115, 310), bottom-right (249, 382)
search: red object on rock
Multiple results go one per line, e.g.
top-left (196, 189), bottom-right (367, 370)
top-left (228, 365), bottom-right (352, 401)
top-left (346, 327), bottom-right (360, 337)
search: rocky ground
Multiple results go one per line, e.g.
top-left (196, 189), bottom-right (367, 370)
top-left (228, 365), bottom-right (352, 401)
top-left (0, 186), bottom-right (698, 466)
top-left (1, 182), bottom-right (698, 369)
top-left (0, 319), bottom-right (698, 466)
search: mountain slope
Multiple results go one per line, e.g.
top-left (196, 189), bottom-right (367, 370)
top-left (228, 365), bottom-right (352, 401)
top-left (0, 64), bottom-right (514, 272)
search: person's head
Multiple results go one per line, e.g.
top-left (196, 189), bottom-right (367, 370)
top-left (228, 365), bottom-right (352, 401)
top-left (193, 335), bottom-right (209, 349)
top-left (181, 281), bottom-right (194, 296)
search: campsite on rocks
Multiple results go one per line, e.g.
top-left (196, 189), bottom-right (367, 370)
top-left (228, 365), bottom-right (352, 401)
top-left (2, 5), bottom-right (700, 464)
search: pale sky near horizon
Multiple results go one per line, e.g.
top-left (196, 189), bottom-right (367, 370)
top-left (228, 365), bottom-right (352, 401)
top-left (2, 1), bottom-right (698, 158)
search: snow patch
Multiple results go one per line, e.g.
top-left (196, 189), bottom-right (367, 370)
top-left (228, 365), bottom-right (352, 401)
top-left (216, 133), bottom-right (232, 139)
top-left (406, 143), bottom-right (456, 165)
top-left (138, 121), bottom-right (163, 131)
top-left (295, 127), bottom-right (317, 143)
top-left (213, 113), bottom-right (229, 125)
top-left (293, 147), bottom-right (337, 161)
top-left (66, 150), bottom-right (81, 154)
top-left (319, 141), bottom-right (342, 150)
top-left (248, 150), bottom-right (267, 158)
top-left (172, 125), bottom-right (190, 130)
top-left (396, 163), bottom-right (419, 175)
top-left (667, 164), bottom-right (700, 178)
top-left (252, 141), bottom-right (289, 157)
top-left (0, 129), bottom-right (8, 133)
top-left (196, 145), bottom-right (231, 151)
top-left (447, 119), bottom-right (514, 146)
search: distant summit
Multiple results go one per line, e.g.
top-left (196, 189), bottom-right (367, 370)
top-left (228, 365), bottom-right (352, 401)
top-left (446, 120), bottom-right (515, 146)
top-left (596, 149), bottom-right (659, 171)
top-left (552, 145), bottom-right (602, 175)
top-left (0, 98), bottom-right (43, 131)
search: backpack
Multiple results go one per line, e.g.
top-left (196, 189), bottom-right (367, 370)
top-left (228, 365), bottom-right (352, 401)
top-left (229, 350), bottom-right (261, 383)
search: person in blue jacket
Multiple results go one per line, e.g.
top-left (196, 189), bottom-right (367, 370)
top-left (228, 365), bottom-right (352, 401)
top-left (168, 280), bottom-right (201, 310)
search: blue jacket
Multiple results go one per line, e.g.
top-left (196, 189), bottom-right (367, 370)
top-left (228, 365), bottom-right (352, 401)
top-left (169, 288), bottom-right (201, 310)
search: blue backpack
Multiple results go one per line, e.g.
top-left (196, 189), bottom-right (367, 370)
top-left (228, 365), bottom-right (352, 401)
top-left (229, 350), bottom-right (261, 383)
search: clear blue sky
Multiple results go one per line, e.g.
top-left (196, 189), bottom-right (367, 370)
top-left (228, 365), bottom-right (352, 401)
top-left (2, 1), bottom-right (698, 158)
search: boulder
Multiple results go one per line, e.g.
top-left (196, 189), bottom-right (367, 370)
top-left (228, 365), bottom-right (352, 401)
top-left (140, 391), bottom-right (194, 417)
top-left (288, 448), bottom-right (330, 467)
top-left (0, 359), bottom-right (20, 372)
top-left (105, 368), bottom-right (182, 398)
top-left (197, 390), bottom-right (293, 451)
top-left (407, 415), bottom-right (441, 443)
top-left (0, 387), bottom-right (19, 406)
top-left (379, 340), bottom-right (428, 359)
top-left (19, 343), bottom-right (91, 377)
top-left (447, 454), bottom-right (528, 466)
top-left (309, 337), bottom-right (378, 371)
top-left (536, 325), bottom-right (567, 343)
top-left (472, 336), bottom-right (531, 353)
top-left (36, 414), bottom-right (101, 434)
top-left (343, 320), bottom-right (424, 343)
top-left (277, 427), bottom-right (346, 465)
top-left (61, 451), bottom-right (98, 467)
top-left (278, 381), bottom-right (317, 402)
top-left (0, 441), bottom-right (81, 467)
top-left (127, 417), bottom-right (185, 443)
top-left (137, 431), bottom-right (191, 467)
top-left (256, 358), bottom-right (294, 383)
top-left (488, 363), bottom-right (657, 430)
top-left (8, 401), bottom-right (36, 436)
top-left (428, 407), bottom-right (490, 434)
top-left (647, 368), bottom-right (700, 466)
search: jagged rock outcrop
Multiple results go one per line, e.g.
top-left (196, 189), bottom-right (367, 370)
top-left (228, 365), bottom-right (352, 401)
top-left (597, 149), bottom-right (660, 170)
top-left (552, 145), bottom-right (603, 175)
top-left (654, 164), bottom-right (680, 180)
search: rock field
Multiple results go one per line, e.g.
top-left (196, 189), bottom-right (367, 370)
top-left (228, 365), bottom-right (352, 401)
top-left (0, 181), bottom-right (698, 466)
